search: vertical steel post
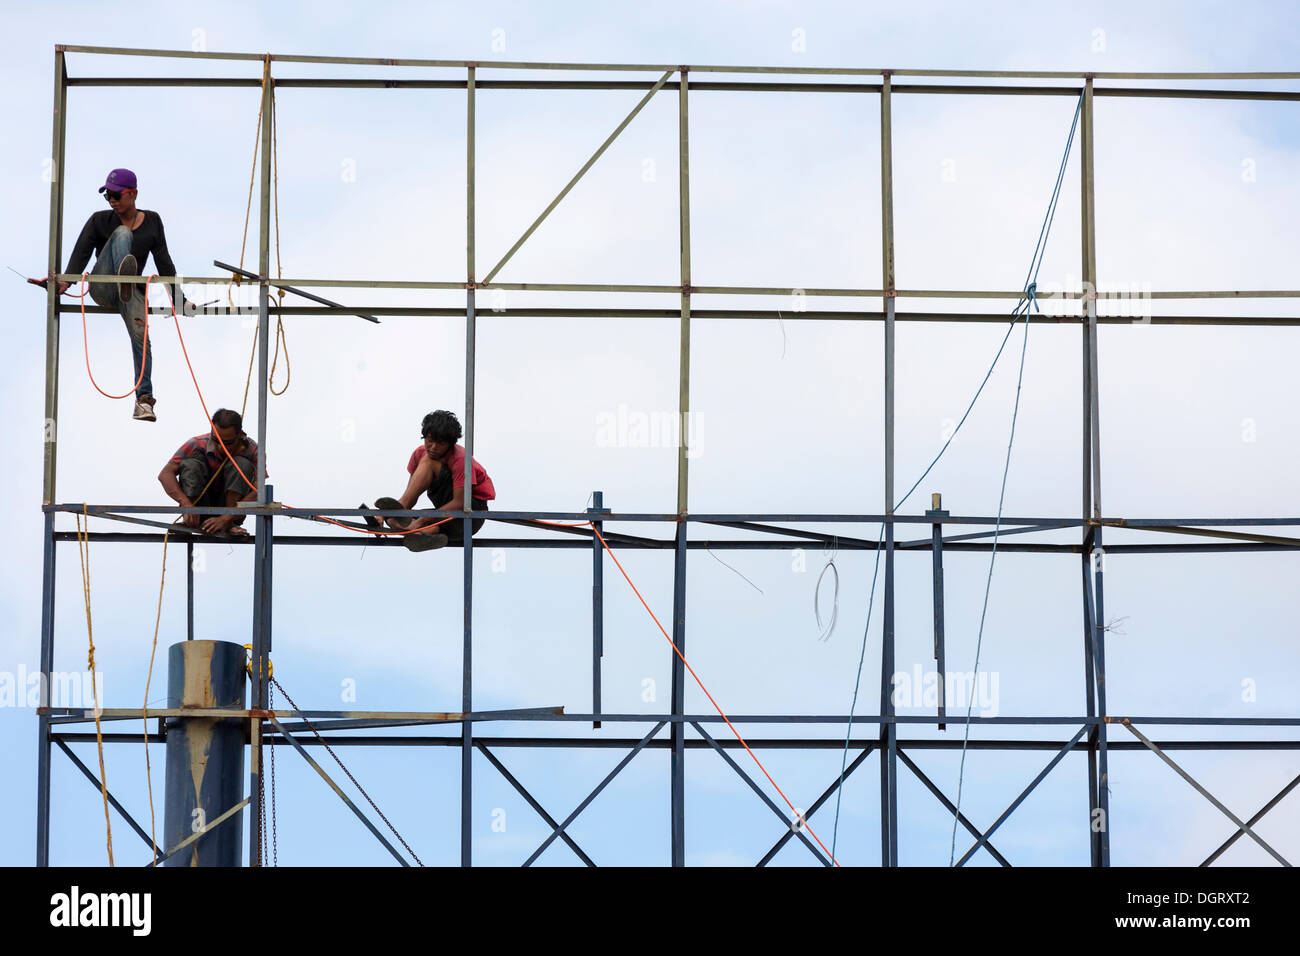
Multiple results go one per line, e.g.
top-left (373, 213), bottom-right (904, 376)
top-left (36, 514), bottom-right (56, 866)
top-left (1080, 76), bottom-right (1110, 866)
top-left (589, 491), bottom-right (608, 730)
top-left (186, 540), bottom-right (194, 641)
top-left (37, 47), bottom-right (67, 866)
top-left (877, 71), bottom-right (899, 868)
top-left (461, 64), bottom-right (477, 868)
top-left (43, 48), bottom-right (66, 506)
top-left (928, 493), bottom-right (948, 731)
top-left (670, 66), bottom-right (692, 867)
top-left (247, 56), bottom-right (274, 866)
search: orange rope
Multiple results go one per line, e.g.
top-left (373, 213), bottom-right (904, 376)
top-left (77, 273), bottom-right (150, 400)
top-left (586, 520), bottom-right (840, 866)
top-left (162, 283), bottom-right (450, 538)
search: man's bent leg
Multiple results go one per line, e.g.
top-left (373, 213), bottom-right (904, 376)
top-left (87, 226), bottom-right (133, 311)
top-left (221, 456), bottom-right (257, 526)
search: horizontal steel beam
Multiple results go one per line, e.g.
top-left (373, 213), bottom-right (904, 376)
top-left (56, 47), bottom-right (1300, 79)
top-left (61, 302), bottom-right (1300, 326)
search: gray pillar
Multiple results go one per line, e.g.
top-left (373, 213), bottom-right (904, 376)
top-left (163, 640), bottom-right (247, 866)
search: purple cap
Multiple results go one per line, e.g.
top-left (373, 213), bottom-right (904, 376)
top-left (98, 168), bottom-right (137, 194)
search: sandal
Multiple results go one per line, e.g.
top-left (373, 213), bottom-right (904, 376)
top-left (403, 532), bottom-right (448, 553)
top-left (374, 496), bottom-right (411, 530)
top-left (359, 503), bottom-right (381, 530)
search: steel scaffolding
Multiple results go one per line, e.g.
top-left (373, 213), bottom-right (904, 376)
top-left (37, 45), bottom-right (1300, 867)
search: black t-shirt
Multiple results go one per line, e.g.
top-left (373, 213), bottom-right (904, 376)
top-left (65, 209), bottom-right (185, 304)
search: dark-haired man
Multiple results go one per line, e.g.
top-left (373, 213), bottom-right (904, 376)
top-left (368, 409), bottom-right (496, 552)
top-left (158, 409), bottom-right (263, 535)
top-left (30, 167), bottom-right (188, 422)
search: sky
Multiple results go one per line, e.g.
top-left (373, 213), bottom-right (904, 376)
top-left (1, 0), bottom-right (1298, 867)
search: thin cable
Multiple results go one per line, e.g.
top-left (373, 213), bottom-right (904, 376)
top-left (829, 93), bottom-right (1083, 862)
top-left (589, 523), bottom-right (839, 865)
top-left (947, 305), bottom-right (1031, 865)
top-left (814, 538), bottom-right (840, 642)
top-left (704, 543), bottom-right (763, 594)
top-left (947, 94), bottom-right (1083, 866)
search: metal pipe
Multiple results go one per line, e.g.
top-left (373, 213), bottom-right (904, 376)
top-left (35, 511), bottom-right (57, 866)
top-left (590, 491), bottom-right (608, 729)
top-left (163, 640), bottom-right (246, 866)
top-left (55, 45), bottom-right (1300, 79)
top-left (878, 71), bottom-right (899, 868)
top-left (461, 65), bottom-right (476, 868)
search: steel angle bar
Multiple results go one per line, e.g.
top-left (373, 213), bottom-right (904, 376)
top-left (1201, 771), bottom-right (1300, 867)
top-left (895, 750), bottom-right (1012, 867)
top-left (954, 726), bottom-right (1090, 866)
top-left (689, 722), bottom-right (831, 867)
top-left (522, 721), bottom-right (665, 866)
top-left (757, 744), bottom-right (875, 866)
top-left (482, 69), bottom-right (674, 284)
top-left (146, 798), bottom-right (250, 867)
top-left (213, 260), bottom-right (379, 323)
top-left (1117, 719), bottom-right (1291, 866)
top-left (267, 716), bottom-right (411, 866)
top-left (55, 739), bottom-right (159, 856)
top-left (477, 745), bottom-right (596, 866)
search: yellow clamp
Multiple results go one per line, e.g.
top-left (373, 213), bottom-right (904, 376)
top-left (242, 643), bottom-right (273, 679)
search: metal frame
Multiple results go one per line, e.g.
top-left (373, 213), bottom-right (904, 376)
top-left (36, 46), bottom-right (1300, 867)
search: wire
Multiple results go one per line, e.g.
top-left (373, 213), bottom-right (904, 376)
top-left (814, 538), bottom-right (839, 641)
top-left (947, 92), bottom-right (1083, 867)
top-left (589, 523), bottom-right (839, 865)
top-left (829, 92), bottom-right (1084, 863)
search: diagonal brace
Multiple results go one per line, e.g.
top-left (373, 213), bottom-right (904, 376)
top-left (1201, 770), bottom-right (1300, 866)
top-left (145, 797), bottom-right (250, 866)
top-left (477, 744), bottom-right (596, 866)
top-left (55, 738), bottom-right (161, 860)
top-left (757, 743), bottom-right (874, 866)
top-left (896, 749), bottom-right (1011, 866)
top-left (269, 715), bottom-right (411, 866)
top-left (1119, 718), bottom-right (1291, 867)
top-left (690, 721), bottom-right (832, 867)
top-left (523, 721), bottom-right (664, 866)
top-left (482, 69), bottom-right (674, 284)
top-left (955, 725), bottom-right (1088, 866)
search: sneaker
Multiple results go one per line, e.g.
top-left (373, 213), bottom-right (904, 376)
top-left (133, 397), bottom-right (156, 422)
top-left (118, 254), bottom-right (138, 301)
top-left (403, 532), bottom-right (448, 553)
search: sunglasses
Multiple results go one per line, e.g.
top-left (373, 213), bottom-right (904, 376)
top-left (103, 189), bottom-right (132, 202)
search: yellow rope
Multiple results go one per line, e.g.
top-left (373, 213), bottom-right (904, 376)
top-left (240, 57), bottom-right (291, 408)
top-left (75, 507), bottom-right (114, 866)
top-left (142, 528), bottom-right (170, 865)
top-left (229, 57), bottom-right (270, 313)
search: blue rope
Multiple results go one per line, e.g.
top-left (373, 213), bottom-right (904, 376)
top-left (829, 93), bottom-right (1083, 864)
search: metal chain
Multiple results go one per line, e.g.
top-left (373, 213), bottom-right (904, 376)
top-left (270, 676), bottom-right (423, 866)
top-left (269, 682), bottom-right (278, 867)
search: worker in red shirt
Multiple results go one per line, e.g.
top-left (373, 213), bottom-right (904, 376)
top-left (158, 409), bottom-right (261, 536)
top-left (366, 410), bottom-right (495, 552)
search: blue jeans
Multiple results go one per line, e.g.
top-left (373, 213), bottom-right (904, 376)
top-left (87, 225), bottom-right (152, 400)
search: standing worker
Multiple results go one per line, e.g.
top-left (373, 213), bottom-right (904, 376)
top-left (31, 168), bottom-right (188, 422)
